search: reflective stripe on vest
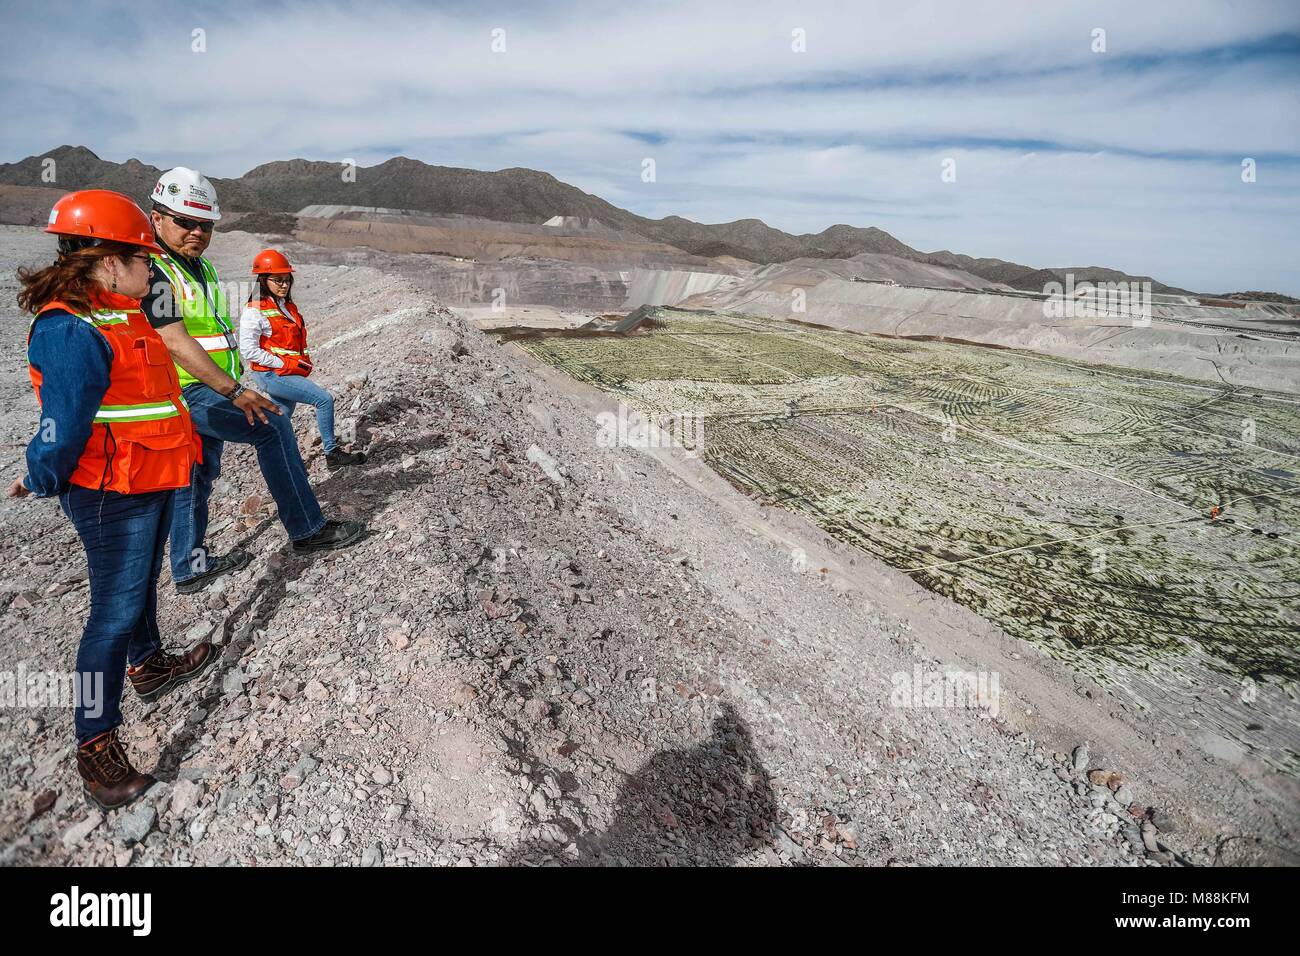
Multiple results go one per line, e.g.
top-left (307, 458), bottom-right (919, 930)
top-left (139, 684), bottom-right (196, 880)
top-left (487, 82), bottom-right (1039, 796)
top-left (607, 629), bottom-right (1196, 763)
top-left (28, 296), bottom-right (199, 495)
top-left (80, 311), bottom-right (129, 326)
top-left (51, 310), bottom-right (190, 424)
top-left (250, 296), bottom-right (310, 373)
top-left (152, 253), bottom-right (242, 387)
top-left (94, 400), bottom-right (184, 423)
top-left (261, 309), bottom-right (308, 354)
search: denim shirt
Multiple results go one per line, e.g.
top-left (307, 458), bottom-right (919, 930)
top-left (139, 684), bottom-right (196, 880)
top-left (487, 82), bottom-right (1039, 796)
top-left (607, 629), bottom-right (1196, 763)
top-left (24, 309), bottom-right (114, 496)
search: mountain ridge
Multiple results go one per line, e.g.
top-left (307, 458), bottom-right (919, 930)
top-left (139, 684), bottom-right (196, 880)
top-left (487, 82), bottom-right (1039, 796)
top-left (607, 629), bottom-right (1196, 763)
top-left (0, 145), bottom-right (1250, 298)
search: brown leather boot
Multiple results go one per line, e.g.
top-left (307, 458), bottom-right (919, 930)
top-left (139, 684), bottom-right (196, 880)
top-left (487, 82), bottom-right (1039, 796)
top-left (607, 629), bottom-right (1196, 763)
top-left (127, 642), bottom-right (215, 702)
top-left (77, 729), bottom-right (155, 811)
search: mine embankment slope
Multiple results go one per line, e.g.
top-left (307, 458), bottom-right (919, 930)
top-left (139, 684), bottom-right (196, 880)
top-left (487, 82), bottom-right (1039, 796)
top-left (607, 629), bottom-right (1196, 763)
top-left (0, 225), bottom-right (1293, 866)
top-left (294, 212), bottom-right (719, 270)
top-left (680, 276), bottom-right (1300, 393)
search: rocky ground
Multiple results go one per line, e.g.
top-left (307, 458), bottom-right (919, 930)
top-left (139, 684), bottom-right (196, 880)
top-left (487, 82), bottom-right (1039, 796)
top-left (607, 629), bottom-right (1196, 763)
top-left (0, 224), bottom-right (1293, 867)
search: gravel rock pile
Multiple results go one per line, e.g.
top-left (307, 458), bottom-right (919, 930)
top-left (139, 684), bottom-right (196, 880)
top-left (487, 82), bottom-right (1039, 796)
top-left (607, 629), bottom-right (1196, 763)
top-left (0, 226), bottom-right (1272, 866)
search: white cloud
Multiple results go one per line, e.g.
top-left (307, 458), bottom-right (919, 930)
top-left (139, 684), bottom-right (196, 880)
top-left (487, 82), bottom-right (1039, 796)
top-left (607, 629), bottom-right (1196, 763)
top-left (1, 0), bottom-right (1297, 292)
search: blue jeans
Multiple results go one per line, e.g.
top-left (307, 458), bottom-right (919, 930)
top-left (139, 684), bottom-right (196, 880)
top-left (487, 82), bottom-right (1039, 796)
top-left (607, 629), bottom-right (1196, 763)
top-left (253, 369), bottom-right (339, 453)
top-left (60, 486), bottom-right (172, 742)
top-left (169, 382), bottom-right (326, 583)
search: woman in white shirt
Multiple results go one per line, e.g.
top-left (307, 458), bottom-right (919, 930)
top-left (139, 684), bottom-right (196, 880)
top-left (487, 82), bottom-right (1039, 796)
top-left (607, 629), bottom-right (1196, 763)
top-left (239, 249), bottom-right (365, 470)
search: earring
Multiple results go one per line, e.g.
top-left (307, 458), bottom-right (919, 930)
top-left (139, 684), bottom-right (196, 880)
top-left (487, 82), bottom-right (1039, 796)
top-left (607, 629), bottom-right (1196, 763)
top-left (111, 276), bottom-right (117, 292)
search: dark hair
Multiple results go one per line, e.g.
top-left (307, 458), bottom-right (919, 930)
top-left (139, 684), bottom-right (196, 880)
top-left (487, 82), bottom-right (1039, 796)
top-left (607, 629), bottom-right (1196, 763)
top-left (248, 272), bottom-right (294, 304)
top-left (16, 239), bottom-right (142, 315)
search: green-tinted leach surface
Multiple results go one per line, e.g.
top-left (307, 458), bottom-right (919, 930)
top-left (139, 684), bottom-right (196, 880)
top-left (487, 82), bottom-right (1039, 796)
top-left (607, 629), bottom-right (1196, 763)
top-left (518, 308), bottom-right (1300, 773)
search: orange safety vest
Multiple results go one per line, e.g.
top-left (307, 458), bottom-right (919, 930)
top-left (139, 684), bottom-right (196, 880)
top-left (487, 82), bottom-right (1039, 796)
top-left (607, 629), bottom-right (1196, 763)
top-left (250, 296), bottom-right (310, 374)
top-left (28, 290), bottom-right (201, 494)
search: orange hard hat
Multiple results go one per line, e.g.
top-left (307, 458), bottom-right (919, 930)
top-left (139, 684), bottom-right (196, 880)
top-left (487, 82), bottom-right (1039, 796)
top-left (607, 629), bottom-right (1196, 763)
top-left (252, 249), bottom-right (294, 275)
top-left (45, 189), bottom-right (163, 253)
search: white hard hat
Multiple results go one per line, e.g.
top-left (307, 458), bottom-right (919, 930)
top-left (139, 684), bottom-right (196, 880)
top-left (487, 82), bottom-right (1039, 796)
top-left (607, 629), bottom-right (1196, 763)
top-left (151, 166), bottom-right (222, 221)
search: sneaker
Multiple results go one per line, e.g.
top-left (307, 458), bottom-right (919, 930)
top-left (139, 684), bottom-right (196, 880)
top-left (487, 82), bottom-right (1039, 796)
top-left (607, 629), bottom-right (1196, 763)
top-left (292, 519), bottom-right (366, 554)
top-left (326, 447), bottom-right (367, 470)
top-left (128, 643), bottom-right (216, 702)
top-left (174, 548), bottom-right (252, 594)
top-left (77, 729), bottom-right (155, 811)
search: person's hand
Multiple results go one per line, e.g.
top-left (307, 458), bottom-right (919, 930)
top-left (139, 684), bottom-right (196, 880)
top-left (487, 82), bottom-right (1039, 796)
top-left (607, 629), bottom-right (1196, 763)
top-left (7, 477), bottom-right (30, 498)
top-left (233, 387), bottom-right (282, 425)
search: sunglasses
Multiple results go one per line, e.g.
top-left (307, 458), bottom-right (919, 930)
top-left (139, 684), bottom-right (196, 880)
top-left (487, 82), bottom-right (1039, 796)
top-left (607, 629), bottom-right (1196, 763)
top-left (266, 275), bottom-right (292, 283)
top-left (161, 211), bottom-right (215, 233)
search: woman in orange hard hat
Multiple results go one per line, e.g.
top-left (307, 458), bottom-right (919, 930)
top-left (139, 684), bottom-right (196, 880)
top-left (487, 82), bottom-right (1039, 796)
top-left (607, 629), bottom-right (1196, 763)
top-left (7, 190), bottom-right (215, 811)
top-left (239, 248), bottom-right (365, 469)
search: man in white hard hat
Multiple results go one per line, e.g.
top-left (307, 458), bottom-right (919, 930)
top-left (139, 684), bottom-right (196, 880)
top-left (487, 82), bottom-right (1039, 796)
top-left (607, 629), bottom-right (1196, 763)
top-left (143, 167), bottom-right (365, 594)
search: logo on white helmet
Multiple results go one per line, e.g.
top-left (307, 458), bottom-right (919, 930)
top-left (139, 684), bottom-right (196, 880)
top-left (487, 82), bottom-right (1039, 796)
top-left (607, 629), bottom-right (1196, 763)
top-left (182, 187), bottom-right (214, 212)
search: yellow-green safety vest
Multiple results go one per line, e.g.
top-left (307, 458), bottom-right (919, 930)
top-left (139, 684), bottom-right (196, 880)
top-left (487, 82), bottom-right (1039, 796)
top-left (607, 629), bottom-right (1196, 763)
top-left (151, 252), bottom-right (243, 388)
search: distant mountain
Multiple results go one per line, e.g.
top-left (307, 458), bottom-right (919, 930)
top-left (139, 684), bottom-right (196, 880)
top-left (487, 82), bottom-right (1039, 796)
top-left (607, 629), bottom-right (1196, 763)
top-left (920, 250), bottom-right (1188, 295)
top-left (1210, 290), bottom-right (1300, 305)
top-left (0, 145), bottom-right (1207, 295)
top-left (0, 145), bottom-right (264, 214)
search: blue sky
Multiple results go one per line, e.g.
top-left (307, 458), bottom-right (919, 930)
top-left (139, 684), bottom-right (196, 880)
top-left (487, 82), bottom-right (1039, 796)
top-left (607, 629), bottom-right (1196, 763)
top-left (2, 0), bottom-right (1298, 293)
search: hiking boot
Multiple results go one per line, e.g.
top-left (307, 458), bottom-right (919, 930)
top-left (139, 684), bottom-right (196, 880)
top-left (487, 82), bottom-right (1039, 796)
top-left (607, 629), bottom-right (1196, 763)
top-left (326, 447), bottom-right (367, 470)
top-left (175, 547), bottom-right (252, 594)
top-left (292, 519), bottom-right (366, 554)
top-left (77, 729), bottom-right (155, 811)
top-left (127, 643), bottom-right (216, 702)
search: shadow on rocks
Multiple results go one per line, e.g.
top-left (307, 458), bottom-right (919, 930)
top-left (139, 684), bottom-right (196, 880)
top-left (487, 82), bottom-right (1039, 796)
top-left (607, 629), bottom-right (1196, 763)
top-left (506, 702), bottom-right (779, 867)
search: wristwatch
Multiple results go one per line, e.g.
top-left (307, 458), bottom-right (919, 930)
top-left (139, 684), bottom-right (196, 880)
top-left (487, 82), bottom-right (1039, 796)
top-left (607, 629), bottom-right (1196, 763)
top-left (227, 381), bottom-right (247, 401)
